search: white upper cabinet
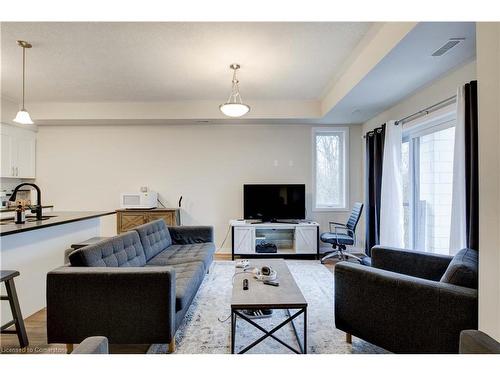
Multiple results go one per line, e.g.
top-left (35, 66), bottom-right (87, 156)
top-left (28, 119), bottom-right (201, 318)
top-left (0, 124), bottom-right (36, 179)
top-left (1, 129), bottom-right (15, 177)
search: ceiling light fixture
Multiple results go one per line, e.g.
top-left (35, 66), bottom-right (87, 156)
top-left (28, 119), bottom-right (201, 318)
top-left (13, 40), bottom-right (34, 125)
top-left (219, 64), bottom-right (250, 118)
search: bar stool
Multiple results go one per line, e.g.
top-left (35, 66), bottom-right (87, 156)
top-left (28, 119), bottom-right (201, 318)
top-left (1, 270), bottom-right (29, 348)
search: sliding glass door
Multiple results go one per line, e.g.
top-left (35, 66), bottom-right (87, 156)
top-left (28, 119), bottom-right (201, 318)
top-left (402, 114), bottom-right (456, 255)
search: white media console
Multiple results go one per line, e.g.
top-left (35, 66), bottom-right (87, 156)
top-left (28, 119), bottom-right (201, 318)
top-left (230, 220), bottom-right (320, 260)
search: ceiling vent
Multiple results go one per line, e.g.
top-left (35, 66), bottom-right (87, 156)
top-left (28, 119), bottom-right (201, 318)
top-left (431, 38), bottom-right (465, 57)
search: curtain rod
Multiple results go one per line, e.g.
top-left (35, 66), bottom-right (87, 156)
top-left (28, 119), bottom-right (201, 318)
top-left (362, 95), bottom-right (457, 138)
top-left (363, 127), bottom-right (383, 139)
top-left (395, 95), bottom-right (456, 126)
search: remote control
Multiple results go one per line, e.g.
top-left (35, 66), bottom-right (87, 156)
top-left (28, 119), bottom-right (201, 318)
top-left (243, 279), bottom-right (249, 290)
top-left (263, 280), bottom-right (279, 287)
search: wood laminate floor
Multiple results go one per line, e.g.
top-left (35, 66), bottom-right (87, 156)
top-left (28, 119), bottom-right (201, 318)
top-left (0, 253), bottom-right (338, 354)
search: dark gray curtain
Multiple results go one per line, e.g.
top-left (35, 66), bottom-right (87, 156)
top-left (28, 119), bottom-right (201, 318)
top-left (464, 81), bottom-right (479, 250)
top-left (365, 125), bottom-right (385, 256)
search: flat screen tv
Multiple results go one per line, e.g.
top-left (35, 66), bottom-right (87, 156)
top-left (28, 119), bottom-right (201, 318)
top-left (243, 184), bottom-right (306, 222)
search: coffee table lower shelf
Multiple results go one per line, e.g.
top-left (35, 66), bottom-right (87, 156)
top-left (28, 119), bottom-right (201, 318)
top-left (230, 306), bottom-right (307, 354)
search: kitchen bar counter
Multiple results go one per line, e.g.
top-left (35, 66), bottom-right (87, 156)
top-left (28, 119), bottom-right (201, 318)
top-left (0, 210), bottom-right (115, 325)
top-left (0, 211), bottom-right (115, 236)
top-left (0, 205), bottom-right (54, 213)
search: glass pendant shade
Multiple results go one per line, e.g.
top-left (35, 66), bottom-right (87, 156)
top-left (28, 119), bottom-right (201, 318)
top-left (13, 40), bottom-right (34, 125)
top-left (13, 109), bottom-right (34, 125)
top-left (219, 103), bottom-right (250, 117)
top-left (220, 64), bottom-right (250, 118)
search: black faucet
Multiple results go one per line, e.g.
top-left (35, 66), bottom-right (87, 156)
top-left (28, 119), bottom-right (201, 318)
top-left (9, 183), bottom-right (42, 220)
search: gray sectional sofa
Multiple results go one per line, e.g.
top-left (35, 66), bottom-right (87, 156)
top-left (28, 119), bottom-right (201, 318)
top-left (47, 219), bottom-right (215, 353)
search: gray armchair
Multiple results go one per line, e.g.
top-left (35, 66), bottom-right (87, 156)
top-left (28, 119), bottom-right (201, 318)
top-left (335, 246), bottom-right (478, 353)
top-left (459, 330), bottom-right (500, 354)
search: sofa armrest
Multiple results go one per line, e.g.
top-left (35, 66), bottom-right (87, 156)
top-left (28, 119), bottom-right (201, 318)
top-left (371, 245), bottom-right (453, 281)
top-left (169, 226), bottom-right (214, 244)
top-left (334, 262), bottom-right (478, 353)
top-left (47, 266), bottom-right (176, 345)
top-left (459, 330), bottom-right (500, 354)
top-left (72, 336), bottom-right (109, 354)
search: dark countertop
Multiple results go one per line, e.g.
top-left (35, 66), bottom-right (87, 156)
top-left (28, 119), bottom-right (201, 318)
top-left (0, 205), bottom-right (54, 213)
top-left (115, 207), bottom-right (179, 211)
top-left (0, 211), bottom-right (116, 237)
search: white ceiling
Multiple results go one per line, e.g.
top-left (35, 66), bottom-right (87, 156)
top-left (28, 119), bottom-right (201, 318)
top-left (323, 22), bottom-right (476, 123)
top-left (1, 22), bottom-right (372, 102)
top-left (0, 22), bottom-right (477, 125)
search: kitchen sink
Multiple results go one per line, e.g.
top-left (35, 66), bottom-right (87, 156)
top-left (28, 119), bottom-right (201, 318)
top-left (26, 215), bottom-right (57, 222)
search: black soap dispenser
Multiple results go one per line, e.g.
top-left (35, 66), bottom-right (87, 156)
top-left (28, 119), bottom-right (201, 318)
top-left (15, 205), bottom-right (26, 224)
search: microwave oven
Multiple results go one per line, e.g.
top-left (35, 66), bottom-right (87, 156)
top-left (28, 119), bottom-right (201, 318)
top-left (120, 191), bottom-right (158, 209)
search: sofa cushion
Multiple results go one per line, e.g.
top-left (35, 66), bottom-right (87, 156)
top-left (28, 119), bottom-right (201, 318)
top-left (69, 231), bottom-right (146, 267)
top-left (134, 219), bottom-right (173, 261)
top-left (440, 248), bottom-right (478, 289)
top-left (145, 243), bottom-right (216, 270)
top-left (169, 226), bottom-right (214, 244)
top-left (162, 261), bottom-right (205, 312)
top-left (174, 262), bottom-right (205, 312)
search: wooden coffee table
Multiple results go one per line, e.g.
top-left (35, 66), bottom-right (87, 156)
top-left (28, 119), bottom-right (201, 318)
top-left (230, 259), bottom-right (308, 354)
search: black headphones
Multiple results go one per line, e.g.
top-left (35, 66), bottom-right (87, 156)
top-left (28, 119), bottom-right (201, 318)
top-left (261, 266), bottom-right (272, 276)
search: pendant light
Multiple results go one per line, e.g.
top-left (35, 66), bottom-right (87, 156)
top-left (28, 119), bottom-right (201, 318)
top-left (219, 63), bottom-right (250, 117)
top-left (13, 40), bottom-right (34, 125)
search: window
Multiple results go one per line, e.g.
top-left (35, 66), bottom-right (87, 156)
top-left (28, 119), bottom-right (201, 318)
top-left (402, 107), bottom-right (456, 255)
top-left (313, 127), bottom-right (349, 211)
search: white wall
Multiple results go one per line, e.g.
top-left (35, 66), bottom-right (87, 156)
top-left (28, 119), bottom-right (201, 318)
top-left (362, 60), bottom-right (476, 134)
top-left (477, 22), bottom-right (500, 341)
top-left (35, 123), bottom-right (362, 253)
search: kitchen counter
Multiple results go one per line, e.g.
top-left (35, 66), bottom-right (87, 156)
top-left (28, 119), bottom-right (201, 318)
top-left (0, 211), bottom-right (115, 236)
top-left (0, 205), bottom-right (54, 213)
top-left (0, 210), bottom-right (115, 325)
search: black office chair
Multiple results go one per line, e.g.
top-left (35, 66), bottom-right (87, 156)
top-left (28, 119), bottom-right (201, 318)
top-left (320, 202), bottom-right (364, 264)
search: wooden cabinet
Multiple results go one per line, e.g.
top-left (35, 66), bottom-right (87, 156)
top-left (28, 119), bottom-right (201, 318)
top-left (116, 208), bottom-right (180, 233)
top-left (0, 124), bottom-right (36, 179)
top-left (148, 211), bottom-right (177, 225)
top-left (117, 211), bottom-right (148, 233)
